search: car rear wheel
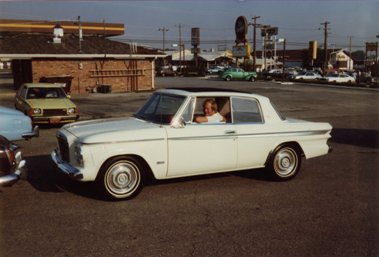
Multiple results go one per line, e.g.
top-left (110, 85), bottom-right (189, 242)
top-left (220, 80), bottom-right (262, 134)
top-left (267, 145), bottom-right (301, 180)
top-left (97, 156), bottom-right (144, 200)
top-left (250, 76), bottom-right (255, 82)
top-left (225, 76), bottom-right (232, 81)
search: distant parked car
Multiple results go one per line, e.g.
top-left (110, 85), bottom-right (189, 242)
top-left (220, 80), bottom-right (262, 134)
top-left (268, 69), bottom-right (283, 74)
top-left (293, 71), bottom-right (322, 80)
top-left (221, 68), bottom-right (257, 81)
top-left (322, 73), bottom-right (356, 84)
top-left (157, 68), bottom-right (177, 77)
top-left (15, 83), bottom-right (79, 125)
top-left (207, 66), bottom-right (225, 75)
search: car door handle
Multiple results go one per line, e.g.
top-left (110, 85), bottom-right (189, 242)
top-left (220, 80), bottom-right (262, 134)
top-left (225, 130), bottom-right (236, 134)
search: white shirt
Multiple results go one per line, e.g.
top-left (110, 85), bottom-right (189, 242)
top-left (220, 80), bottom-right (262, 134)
top-left (206, 112), bottom-right (224, 123)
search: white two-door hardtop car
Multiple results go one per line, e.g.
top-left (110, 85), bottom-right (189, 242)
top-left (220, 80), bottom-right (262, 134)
top-left (51, 88), bottom-right (332, 200)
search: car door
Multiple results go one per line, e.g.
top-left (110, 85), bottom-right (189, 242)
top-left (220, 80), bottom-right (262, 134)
top-left (235, 68), bottom-right (245, 80)
top-left (231, 96), bottom-right (271, 169)
top-left (165, 97), bottom-right (237, 177)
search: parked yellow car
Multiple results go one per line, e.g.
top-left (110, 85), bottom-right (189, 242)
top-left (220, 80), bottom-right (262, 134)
top-left (15, 83), bottom-right (79, 125)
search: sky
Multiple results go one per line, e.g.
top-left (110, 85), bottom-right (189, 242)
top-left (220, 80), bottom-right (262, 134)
top-left (0, 0), bottom-right (378, 52)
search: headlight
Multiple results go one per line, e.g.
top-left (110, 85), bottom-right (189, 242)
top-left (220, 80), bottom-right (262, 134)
top-left (67, 107), bottom-right (76, 114)
top-left (74, 143), bottom-right (84, 167)
top-left (28, 108), bottom-right (42, 115)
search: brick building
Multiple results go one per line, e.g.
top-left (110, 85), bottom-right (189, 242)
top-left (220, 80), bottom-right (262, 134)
top-left (0, 19), bottom-right (164, 93)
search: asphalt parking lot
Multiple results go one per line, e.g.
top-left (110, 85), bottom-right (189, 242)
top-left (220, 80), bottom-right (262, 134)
top-left (1, 76), bottom-right (378, 257)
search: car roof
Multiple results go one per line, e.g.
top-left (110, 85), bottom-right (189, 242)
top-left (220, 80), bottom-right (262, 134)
top-left (23, 83), bottom-right (64, 88)
top-left (157, 87), bottom-right (269, 100)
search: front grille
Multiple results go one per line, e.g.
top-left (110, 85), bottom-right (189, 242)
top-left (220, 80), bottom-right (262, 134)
top-left (43, 109), bottom-right (67, 116)
top-left (57, 135), bottom-right (69, 162)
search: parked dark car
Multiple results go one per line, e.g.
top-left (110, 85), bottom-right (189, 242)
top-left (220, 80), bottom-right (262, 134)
top-left (157, 68), bottom-right (177, 77)
top-left (0, 135), bottom-right (26, 186)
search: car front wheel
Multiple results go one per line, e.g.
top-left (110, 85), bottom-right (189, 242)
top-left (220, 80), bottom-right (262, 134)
top-left (267, 145), bottom-right (301, 180)
top-left (97, 156), bottom-right (144, 200)
top-left (225, 76), bottom-right (232, 81)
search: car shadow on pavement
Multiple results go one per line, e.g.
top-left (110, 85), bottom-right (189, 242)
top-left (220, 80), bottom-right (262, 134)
top-left (24, 155), bottom-right (273, 201)
top-left (25, 155), bottom-right (102, 200)
top-left (331, 128), bottom-right (379, 149)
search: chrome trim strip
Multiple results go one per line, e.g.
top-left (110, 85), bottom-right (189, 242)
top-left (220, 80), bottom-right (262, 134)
top-left (81, 137), bottom-right (166, 145)
top-left (169, 135), bottom-right (237, 141)
top-left (237, 130), bottom-right (330, 138)
top-left (168, 130), bottom-right (330, 141)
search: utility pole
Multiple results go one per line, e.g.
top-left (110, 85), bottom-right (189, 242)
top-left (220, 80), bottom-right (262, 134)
top-left (320, 21), bottom-right (330, 73)
top-left (78, 16), bottom-right (83, 53)
top-left (250, 16), bottom-right (261, 71)
top-left (348, 35), bottom-right (353, 70)
top-left (158, 26), bottom-right (169, 51)
top-left (175, 24), bottom-right (184, 73)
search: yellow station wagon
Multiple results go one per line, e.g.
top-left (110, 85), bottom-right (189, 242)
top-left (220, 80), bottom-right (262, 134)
top-left (15, 83), bottom-right (79, 125)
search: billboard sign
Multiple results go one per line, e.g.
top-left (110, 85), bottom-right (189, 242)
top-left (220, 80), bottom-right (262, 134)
top-left (235, 16), bottom-right (248, 44)
top-left (261, 26), bottom-right (278, 37)
top-left (232, 45), bottom-right (250, 58)
top-left (366, 42), bottom-right (378, 52)
top-left (191, 27), bottom-right (200, 46)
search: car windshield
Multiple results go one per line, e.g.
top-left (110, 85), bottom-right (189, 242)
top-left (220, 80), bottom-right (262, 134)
top-left (134, 93), bottom-right (185, 124)
top-left (26, 87), bottom-right (66, 99)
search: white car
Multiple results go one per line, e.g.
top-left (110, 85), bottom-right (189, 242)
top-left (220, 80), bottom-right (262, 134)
top-left (207, 66), bottom-right (224, 75)
top-left (51, 88), bottom-right (332, 200)
top-left (294, 71), bottom-right (322, 80)
top-left (323, 73), bottom-right (356, 84)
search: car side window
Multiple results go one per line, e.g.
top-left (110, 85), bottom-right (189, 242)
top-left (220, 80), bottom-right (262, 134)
top-left (19, 86), bottom-right (27, 98)
top-left (231, 97), bottom-right (263, 123)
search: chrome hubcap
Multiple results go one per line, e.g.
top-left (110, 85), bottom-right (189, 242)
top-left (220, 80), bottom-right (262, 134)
top-left (274, 148), bottom-right (298, 177)
top-left (106, 161), bottom-right (140, 196)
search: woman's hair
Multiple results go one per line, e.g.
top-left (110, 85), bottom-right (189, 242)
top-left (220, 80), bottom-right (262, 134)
top-left (203, 98), bottom-right (218, 112)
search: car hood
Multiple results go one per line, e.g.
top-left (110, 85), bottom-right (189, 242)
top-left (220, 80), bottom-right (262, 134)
top-left (26, 98), bottom-right (76, 108)
top-left (0, 105), bottom-right (25, 117)
top-left (61, 117), bottom-right (165, 144)
top-left (0, 105), bottom-right (35, 141)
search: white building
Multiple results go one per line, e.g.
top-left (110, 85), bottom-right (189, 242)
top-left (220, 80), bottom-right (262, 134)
top-left (329, 50), bottom-right (354, 71)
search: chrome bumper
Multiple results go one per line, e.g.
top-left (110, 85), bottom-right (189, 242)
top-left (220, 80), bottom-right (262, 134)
top-left (0, 160), bottom-right (26, 187)
top-left (22, 126), bottom-right (39, 140)
top-left (51, 149), bottom-right (83, 179)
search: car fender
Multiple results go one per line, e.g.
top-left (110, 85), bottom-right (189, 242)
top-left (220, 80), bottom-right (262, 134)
top-left (83, 137), bottom-right (168, 181)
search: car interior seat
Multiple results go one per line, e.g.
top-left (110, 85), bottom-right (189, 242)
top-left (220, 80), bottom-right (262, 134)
top-left (217, 98), bottom-right (231, 123)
